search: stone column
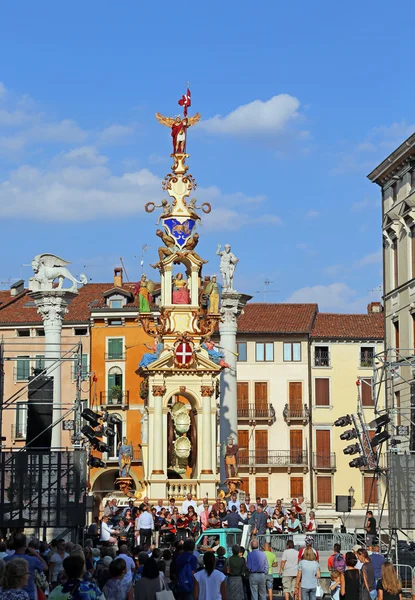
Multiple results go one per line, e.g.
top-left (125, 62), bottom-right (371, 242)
top-left (200, 393), bottom-right (213, 475)
top-left (29, 290), bottom-right (77, 448)
top-left (219, 291), bottom-right (251, 484)
top-left (152, 395), bottom-right (164, 475)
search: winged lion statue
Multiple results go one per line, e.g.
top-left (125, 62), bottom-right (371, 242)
top-left (29, 254), bottom-right (88, 293)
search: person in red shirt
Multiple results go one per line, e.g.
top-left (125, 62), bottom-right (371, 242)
top-left (298, 536), bottom-right (320, 562)
top-left (328, 543), bottom-right (346, 571)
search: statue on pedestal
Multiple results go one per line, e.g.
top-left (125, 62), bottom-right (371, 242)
top-left (155, 113), bottom-right (201, 154)
top-left (172, 273), bottom-right (191, 304)
top-left (223, 435), bottom-right (239, 478)
top-left (134, 275), bottom-right (154, 313)
top-left (29, 254), bottom-right (87, 292)
top-left (118, 437), bottom-right (133, 477)
top-left (139, 408), bottom-right (149, 444)
top-left (205, 275), bottom-right (221, 314)
top-left (139, 338), bottom-right (163, 369)
top-left (216, 244), bottom-right (238, 291)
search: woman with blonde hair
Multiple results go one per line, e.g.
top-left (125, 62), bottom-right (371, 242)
top-left (0, 558), bottom-right (30, 599)
top-left (377, 562), bottom-right (402, 600)
top-left (295, 545), bottom-right (321, 600)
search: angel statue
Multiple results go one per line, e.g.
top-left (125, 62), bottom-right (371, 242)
top-left (29, 254), bottom-right (87, 293)
top-left (155, 113), bottom-right (201, 154)
top-left (134, 274), bottom-right (155, 313)
top-left (118, 437), bottom-right (133, 477)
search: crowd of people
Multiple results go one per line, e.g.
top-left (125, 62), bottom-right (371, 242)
top-left (0, 495), bottom-right (408, 600)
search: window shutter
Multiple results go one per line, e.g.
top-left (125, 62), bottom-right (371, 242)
top-left (256, 477), bottom-right (269, 499)
top-left (255, 430), bottom-right (268, 464)
top-left (361, 378), bottom-right (374, 406)
top-left (364, 477), bottom-right (378, 504)
top-left (315, 430), bottom-right (331, 468)
top-left (315, 378), bottom-right (330, 406)
top-left (239, 477), bottom-right (249, 491)
top-left (82, 354), bottom-right (88, 378)
top-left (237, 383), bottom-right (249, 416)
top-left (255, 382), bottom-right (268, 411)
top-left (289, 382), bottom-right (302, 411)
top-left (108, 372), bottom-right (116, 391)
top-left (290, 430), bottom-right (303, 463)
top-left (290, 477), bottom-right (303, 497)
top-left (238, 430), bottom-right (249, 466)
top-left (317, 476), bottom-right (332, 504)
top-left (108, 338), bottom-right (123, 358)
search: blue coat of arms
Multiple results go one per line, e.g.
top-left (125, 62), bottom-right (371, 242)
top-left (163, 217), bottom-right (196, 249)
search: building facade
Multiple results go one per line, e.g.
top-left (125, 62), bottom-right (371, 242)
top-left (368, 134), bottom-right (415, 449)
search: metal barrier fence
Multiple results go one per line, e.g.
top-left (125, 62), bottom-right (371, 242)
top-left (257, 532), bottom-right (357, 553)
top-left (394, 564), bottom-right (413, 594)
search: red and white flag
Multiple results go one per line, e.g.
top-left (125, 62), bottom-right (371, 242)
top-left (178, 87), bottom-right (191, 117)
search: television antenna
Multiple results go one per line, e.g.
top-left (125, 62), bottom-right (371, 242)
top-left (135, 244), bottom-right (151, 275)
top-left (255, 279), bottom-right (279, 303)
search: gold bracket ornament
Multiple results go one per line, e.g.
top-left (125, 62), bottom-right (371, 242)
top-left (201, 386), bottom-right (214, 397)
top-left (152, 385), bottom-right (167, 397)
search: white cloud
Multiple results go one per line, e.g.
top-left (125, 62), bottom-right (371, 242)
top-left (199, 94), bottom-right (303, 136)
top-left (354, 250), bottom-right (382, 268)
top-left (62, 146), bottom-right (108, 166)
top-left (95, 124), bottom-right (134, 145)
top-left (306, 209), bottom-right (319, 218)
top-left (0, 82), bottom-right (6, 99)
top-left (285, 282), bottom-right (378, 312)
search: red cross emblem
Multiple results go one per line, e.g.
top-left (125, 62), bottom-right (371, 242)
top-left (175, 341), bottom-right (194, 367)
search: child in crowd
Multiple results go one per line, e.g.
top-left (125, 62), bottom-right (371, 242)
top-left (330, 569), bottom-right (342, 600)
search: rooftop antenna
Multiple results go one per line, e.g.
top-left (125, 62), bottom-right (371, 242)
top-left (255, 279), bottom-right (279, 303)
top-left (139, 245), bottom-right (151, 275)
top-left (119, 257), bottom-right (130, 282)
top-left (369, 285), bottom-right (383, 302)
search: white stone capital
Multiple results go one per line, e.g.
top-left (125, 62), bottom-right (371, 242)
top-left (30, 290), bottom-right (77, 329)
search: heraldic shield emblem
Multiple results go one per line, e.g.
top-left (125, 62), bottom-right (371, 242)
top-left (163, 217), bottom-right (196, 249)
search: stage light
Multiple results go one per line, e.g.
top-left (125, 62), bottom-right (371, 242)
top-left (106, 414), bottom-right (122, 425)
top-left (343, 444), bottom-right (360, 455)
top-left (81, 425), bottom-right (96, 440)
top-left (349, 456), bottom-right (367, 468)
top-left (340, 429), bottom-right (358, 441)
top-left (368, 414), bottom-right (390, 430)
top-left (370, 431), bottom-right (391, 448)
top-left (334, 415), bottom-right (352, 427)
top-left (95, 426), bottom-right (115, 438)
top-left (81, 408), bottom-right (102, 427)
top-left (90, 438), bottom-right (110, 453)
top-left (88, 456), bottom-right (106, 468)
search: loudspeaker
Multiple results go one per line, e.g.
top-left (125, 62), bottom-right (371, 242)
top-left (26, 376), bottom-right (53, 449)
top-left (336, 495), bottom-right (352, 513)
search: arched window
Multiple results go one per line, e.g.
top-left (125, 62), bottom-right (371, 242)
top-left (107, 366), bottom-right (123, 403)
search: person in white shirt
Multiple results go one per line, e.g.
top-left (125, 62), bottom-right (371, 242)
top-left (181, 493), bottom-right (197, 514)
top-left (117, 544), bottom-right (136, 585)
top-left (100, 515), bottom-right (118, 544)
top-left (155, 499), bottom-right (164, 515)
top-left (48, 539), bottom-right (69, 585)
top-left (197, 498), bottom-right (212, 517)
top-left (136, 506), bottom-right (154, 547)
top-left (227, 492), bottom-right (240, 512)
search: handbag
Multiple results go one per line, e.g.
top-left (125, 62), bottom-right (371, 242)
top-left (156, 575), bottom-right (175, 600)
top-left (315, 582), bottom-right (324, 598)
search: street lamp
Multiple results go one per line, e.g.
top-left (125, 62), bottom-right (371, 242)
top-left (348, 486), bottom-right (355, 497)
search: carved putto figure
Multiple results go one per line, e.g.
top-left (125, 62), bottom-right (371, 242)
top-left (217, 244), bottom-right (238, 291)
top-left (29, 254), bottom-right (87, 292)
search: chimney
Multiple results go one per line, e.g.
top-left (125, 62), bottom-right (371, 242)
top-left (367, 301), bottom-right (382, 314)
top-left (114, 268), bottom-right (123, 288)
top-left (10, 279), bottom-right (24, 296)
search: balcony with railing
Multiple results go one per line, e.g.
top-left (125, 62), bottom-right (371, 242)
top-left (11, 424), bottom-right (26, 443)
top-left (313, 452), bottom-right (336, 472)
top-left (105, 352), bottom-right (126, 361)
top-left (314, 349), bottom-right (330, 367)
top-left (239, 449), bottom-right (308, 471)
top-left (237, 403), bottom-right (276, 425)
top-left (283, 404), bottom-right (310, 425)
top-left (100, 391), bottom-right (130, 409)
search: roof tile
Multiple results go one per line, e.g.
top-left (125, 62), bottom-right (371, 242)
top-left (237, 303), bottom-right (318, 334)
top-left (311, 313), bottom-right (384, 340)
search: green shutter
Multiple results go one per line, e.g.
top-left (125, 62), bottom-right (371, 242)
top-left (108, 338), bottom-right (123, 359)
top-left (82, 354), bottom-right (88, 379)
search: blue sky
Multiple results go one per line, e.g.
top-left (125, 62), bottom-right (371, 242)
top-left (0, 1), bottom-right (413, 312)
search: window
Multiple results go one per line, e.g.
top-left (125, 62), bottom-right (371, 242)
top-left (35, 355), bottom-right (45, 371)
top-left (289, 382), bottom-right (303, 414)
top-left (107, 338), bottom-right (124, 360)
top-left (290, 477), bottom-right (303, 498)
top-left (393, 239), bottom-right (399, 289)
top-left (256, 477), bottom-right (269, 499)
top-left (108, 366), bottom-right (123, 401)
top-left (237, 342), bottom-right (247, 362)
top-left (17, 329), bottom-right (30, 337)
top-left (15, 403), bottom-right (27, 439)
top-left (316, 476), bottom-right (332, 504)
top-left (394, 320), bottom-right (400, 355)
top-left (254, 382), bottom-right (268, 415)
top-left (255, 342), bottom-right (273, 362)
top-left (315, 378), bottom-right (330, 406)
top-left (239, 477), bottom-right (249, 491)
top-left (361, 378), bottom-right (374, 407)
top-left (238, 430), bottom-right (249, 466)
top-left (35, 329), bottom-right (45, 337)
top-left (237, 382), bottom-right (249, 417)
top-left (315, 430), bottom-right (331, 468)
top-left (364, 476), bottom-right (378, 504)
top-left (110, 299), bottom-right (123, 309)
top-left (74, 327), bottom-right (88, 336)
top-left (290, 430), bottom-right (303, 464)
top-left (411, 226), bottom-right (415, 280)
top-left (73, 354), bottom-right (89, 380)
top-left (255, 430), bottom-right (268, 464)
top-left (108, 319), bottom-right (123, 327)
top-left (314, 346), bottom-right (330, 367)
top-left (283, 342), bottom-right (301, 362)
top-left (360, 347), bottom-right (375, 368)
top-left (16, 356), bottom-right (30, 381)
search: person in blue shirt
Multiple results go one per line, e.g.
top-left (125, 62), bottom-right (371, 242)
top-left (4, 534), bottom-right (47, 600)
top-left (370, 545), bottom-right (385, 582)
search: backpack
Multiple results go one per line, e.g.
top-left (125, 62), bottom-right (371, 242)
top-left (178, 555), bottom-right (194, 593)
top-left (332, 553), bottom-right (346, 573)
